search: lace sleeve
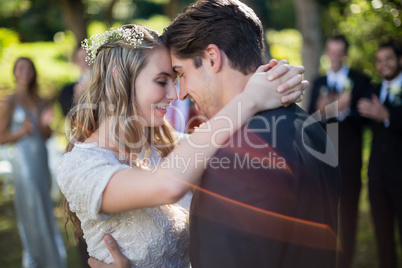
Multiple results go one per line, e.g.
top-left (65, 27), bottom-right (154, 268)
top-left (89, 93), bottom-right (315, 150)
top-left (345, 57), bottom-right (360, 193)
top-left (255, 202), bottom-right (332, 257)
top-left (175, 191), bottom-right (192, 210)
top-left (57, 147), bottom-right (128, 220)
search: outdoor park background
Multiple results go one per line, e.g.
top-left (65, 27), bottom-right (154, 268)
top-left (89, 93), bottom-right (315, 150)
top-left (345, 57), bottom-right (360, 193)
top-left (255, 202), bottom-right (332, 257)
top-left (0, 0), bottom-right (401, 267)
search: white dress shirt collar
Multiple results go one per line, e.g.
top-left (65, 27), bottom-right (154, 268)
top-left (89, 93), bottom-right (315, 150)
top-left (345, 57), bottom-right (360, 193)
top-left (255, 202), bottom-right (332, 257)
top-left (327, 65), bottom-right (351, 93)
top-left (380, 71), bottom-right (402, 103)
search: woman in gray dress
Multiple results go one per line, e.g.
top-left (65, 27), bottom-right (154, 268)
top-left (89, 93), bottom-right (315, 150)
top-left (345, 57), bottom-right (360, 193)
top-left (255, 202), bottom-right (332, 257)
top-left (0, 57), bottom-right (66, 268)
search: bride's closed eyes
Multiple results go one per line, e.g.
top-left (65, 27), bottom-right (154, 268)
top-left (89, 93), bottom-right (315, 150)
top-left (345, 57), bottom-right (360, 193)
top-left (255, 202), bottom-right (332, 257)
top-left (156, 80), bottom-right (168, 86)
top-left (154, 72), bottom-right (175, 87)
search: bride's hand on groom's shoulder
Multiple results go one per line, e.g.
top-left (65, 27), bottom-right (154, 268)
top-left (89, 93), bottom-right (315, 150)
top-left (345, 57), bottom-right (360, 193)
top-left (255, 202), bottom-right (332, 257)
top-left (244, 59), bottom-right (309, 111)
top-left (88, 234), bottom-right (130, 268)
top-left (265, 59), bottom-right (309, 105)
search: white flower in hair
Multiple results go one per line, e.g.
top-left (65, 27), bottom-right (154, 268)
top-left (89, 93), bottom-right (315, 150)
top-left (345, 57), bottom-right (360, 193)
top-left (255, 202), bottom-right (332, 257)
top-left (81, 25), bottom-right (145, 64)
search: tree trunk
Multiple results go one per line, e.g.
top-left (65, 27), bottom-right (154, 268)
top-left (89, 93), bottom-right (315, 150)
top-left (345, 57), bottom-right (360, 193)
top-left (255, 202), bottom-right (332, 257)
top-left (293, 0), bottom-right (322, 110)
top-left (165, 0), bottom-right (181, 20)
top-left (105, 0), bottom-right (119, 27)
top-left (60, 0), bottom-right (87, 45)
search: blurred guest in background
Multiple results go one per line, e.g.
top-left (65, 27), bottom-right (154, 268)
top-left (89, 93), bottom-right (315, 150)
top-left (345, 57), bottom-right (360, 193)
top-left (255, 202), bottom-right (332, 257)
top-left (358, 41), bottom-right (402, 268)
top-left (0, 57), bottom-right (66, 268)
top-left (59, 47), bottom-right (91, 117)
top-left (308, 35), bottom-right (371, 268)
top-left (59, 46), bottom-right (92, 268)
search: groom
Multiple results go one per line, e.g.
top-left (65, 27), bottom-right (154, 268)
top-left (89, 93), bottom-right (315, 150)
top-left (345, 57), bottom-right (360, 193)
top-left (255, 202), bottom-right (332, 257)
top-left (90, 0), bottom-right (340, 267)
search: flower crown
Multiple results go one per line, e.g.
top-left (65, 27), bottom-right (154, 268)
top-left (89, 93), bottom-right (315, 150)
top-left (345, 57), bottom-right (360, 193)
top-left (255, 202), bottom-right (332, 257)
top-left (81, 25), bottom-right (145, 64)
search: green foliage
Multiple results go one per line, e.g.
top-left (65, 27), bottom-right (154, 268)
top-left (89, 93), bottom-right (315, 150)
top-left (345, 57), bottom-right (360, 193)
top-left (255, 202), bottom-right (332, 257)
top-left (0, 0), bottom-right (64, 42)
top-left (0, 28), bottom-right (20, 60)
top-left (0, 0), bottom-right (31, 17)
top-left (86, 14), bottom-right (171, 38)
top-left (132, 0), bottom-right (164, 19)
top-left (265, 0), bottom-right (296, 30)
top-left (133, 14), bottom-right (171, 34)
top-left (0, 31), bottom-right (79, 98)
top-left (323, 0), bottom-right (402, 81)
top-left (147, 0), bottom-right (169, 4)
top-left (88, 21), bottom-right (109, 37)
top-left (266, 29), bottom-right (302, 66)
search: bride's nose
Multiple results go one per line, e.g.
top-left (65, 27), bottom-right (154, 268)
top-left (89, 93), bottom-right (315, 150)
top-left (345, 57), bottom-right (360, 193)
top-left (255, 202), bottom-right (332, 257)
top-left (166, 82), bottom-right (178, 102)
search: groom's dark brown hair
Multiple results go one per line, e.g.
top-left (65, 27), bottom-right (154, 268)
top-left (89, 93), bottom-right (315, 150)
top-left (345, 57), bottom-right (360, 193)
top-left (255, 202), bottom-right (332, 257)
top-left (161, 0), bottom-right (265, 75)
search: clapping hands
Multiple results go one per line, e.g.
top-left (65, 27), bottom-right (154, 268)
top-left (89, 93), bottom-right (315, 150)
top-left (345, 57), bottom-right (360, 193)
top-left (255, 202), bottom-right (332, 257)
top-left (358, 94), bottom-right (390, 122)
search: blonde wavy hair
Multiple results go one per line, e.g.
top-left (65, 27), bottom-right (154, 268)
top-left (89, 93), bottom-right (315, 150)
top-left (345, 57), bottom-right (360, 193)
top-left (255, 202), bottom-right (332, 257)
top-left (64, 24), bottom-right (176, 239)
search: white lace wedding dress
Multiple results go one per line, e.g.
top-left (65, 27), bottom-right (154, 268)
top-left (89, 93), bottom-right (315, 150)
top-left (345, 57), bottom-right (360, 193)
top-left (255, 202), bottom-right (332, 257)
top-left (57, 143), bottom-right (191, 267)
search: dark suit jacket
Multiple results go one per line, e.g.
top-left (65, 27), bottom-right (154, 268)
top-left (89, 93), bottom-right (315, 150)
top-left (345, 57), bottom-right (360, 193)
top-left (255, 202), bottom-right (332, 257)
top-left (59, 82), bottom-right (77, 117)
top-left (190, 104), bottom-right (340, 268)
top-left (364, 84), bottom-right (402, 181)
top-left (307, 70), bottom-right (370, 172)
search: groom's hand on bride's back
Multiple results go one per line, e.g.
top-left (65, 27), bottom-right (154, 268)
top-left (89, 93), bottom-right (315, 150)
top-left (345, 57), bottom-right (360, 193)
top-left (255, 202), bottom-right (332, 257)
top-left (88, 234), bottom-right (130, 268)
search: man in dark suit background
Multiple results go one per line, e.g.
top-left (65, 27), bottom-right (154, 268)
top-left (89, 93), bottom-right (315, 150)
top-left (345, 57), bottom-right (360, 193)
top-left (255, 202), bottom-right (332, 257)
top-left (308, 35), bottom-right (370, 268)
top-left (162, 0), bottom-right (340, 267)
top-left (358, 42), bottom-right (402, 268)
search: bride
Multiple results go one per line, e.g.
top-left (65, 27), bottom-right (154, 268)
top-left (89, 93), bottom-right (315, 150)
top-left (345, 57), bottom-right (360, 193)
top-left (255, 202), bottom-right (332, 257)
top-left (57, 24), bottom-right (306, 267)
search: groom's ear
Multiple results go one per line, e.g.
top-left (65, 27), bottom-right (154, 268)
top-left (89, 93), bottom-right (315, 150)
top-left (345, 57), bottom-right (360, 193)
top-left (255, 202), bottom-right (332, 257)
top-left (204, 44), bottom-right (222, 73)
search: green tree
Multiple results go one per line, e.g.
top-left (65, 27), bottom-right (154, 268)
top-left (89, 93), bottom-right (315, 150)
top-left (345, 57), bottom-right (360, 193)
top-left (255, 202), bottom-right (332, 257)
top-left (0, 0), bottom-right (171, 44)
top-left (0, 0), bottom-right (64, 42)
top-left (0, 28), bottom-right (20, 60)
top-left (324, 0), bottom-right (402, 81)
